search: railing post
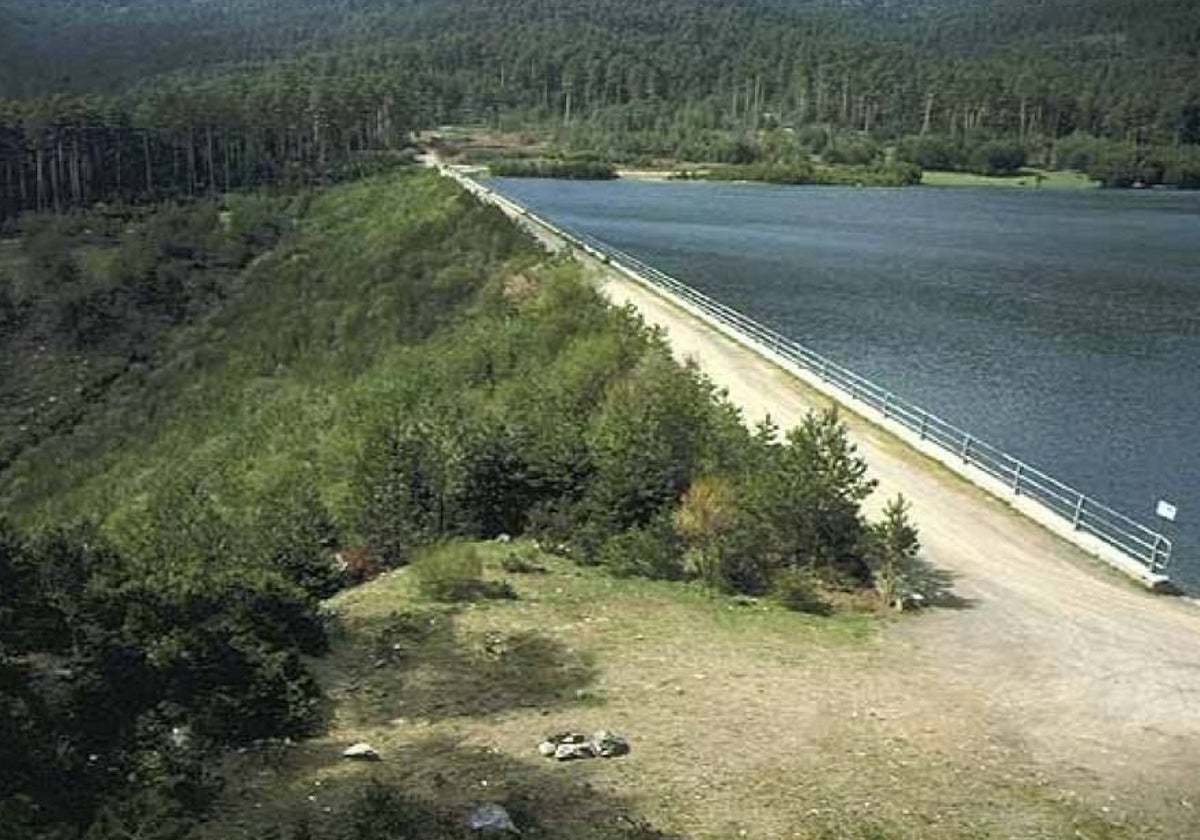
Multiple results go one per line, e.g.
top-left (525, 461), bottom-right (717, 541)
top-left (918, 417), bottom-right (927, 440)
top-left (882, 393), bottom-right (891, 419)
top-left (1150, 534), bottom-right (1163, 571)
top-left (960, 435), bottom-right (972, 463)
top-left (1012, 462), bottom-right (1023, 495)
top-left (1072, 494), bottom-right (1085, 530)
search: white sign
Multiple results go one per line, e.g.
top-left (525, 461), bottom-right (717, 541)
top-left (1156, 500), bottom-right (1178, 522)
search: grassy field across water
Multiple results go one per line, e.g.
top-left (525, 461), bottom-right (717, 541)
top-left (921, 169), bottom-right (1099, 189)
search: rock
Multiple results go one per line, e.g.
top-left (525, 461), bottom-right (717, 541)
top-left (466, 802), bottom-right (517, 834)
top-left (592, 730), bottom-right (630, 758)
top-left (494, 533), bottom-right (512, 544)
top-left (168, 725), bottom-right (190, 749)
top-left (554, 741), bottom-right (595, 761)
top-left (342, 743), bottom-right (381, 761)
top-left (538, 730), bottom-right (628, 761)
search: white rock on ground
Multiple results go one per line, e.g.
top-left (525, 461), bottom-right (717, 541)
top-left (341, 742), bottom-right (381, 761)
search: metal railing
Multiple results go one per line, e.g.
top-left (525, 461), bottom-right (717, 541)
top-left (459, 170), bottom-right (1174, 574)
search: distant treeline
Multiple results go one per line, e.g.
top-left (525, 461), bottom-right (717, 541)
top-left (0, 79), bottom-right (416, 222)
top-left (2, 0), bottom-right (1199, 216)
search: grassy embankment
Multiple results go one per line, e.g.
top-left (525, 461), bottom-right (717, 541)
top-left (0, 171), bottom-right (536, 531)
top-left (921, 169), bottom-right (1099, 189)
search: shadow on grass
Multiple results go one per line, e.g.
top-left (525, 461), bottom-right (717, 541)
top-left (231, 735), bottom-right (683, 840)
top-left (329, 606), bottom-right (598, 725)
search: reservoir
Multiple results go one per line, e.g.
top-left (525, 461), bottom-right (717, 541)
top-left (489, 177), bottom-right (1200, 591)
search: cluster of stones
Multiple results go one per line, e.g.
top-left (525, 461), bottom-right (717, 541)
top-left (537, 730), bottom-right (630, 761)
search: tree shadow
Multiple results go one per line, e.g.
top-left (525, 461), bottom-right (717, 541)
top-left (232, 735), bottom-right (684, 840)
top-left (909, 560), bottom-right (976, 611)
top-left (328, 606), bottom-right (598, 725)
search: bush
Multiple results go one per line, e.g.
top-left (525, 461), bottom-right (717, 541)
top-left (340, 782), bottom-right (463, 840)
top-left (824, 135), bottom-right (882, 166)
top-left (866, 495), bottom-right (930, 611)
top-left (256, 483), bottom-right (342, 600)
top-left (410, 543), bottom-right (514, 602)
top-left (771, 568), bottom-right (830, 614)
top-left (598, 517), bottom-right (685, 580)
top-left (967, 140), bottom-right (1027, 176)
top-left (501, 547), bottom-right (548, 574)
top-left (895, 134), bottom-right (963, 171)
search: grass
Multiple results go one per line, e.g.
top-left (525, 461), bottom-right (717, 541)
top-left (195, 541), bottom-right (1179, 840)
top-left (922, 169), bottom-right (1099, 189)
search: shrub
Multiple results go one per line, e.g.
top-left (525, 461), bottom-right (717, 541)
top-left (256, 483), bottom-right (342, 599)
top-left (771, 568), bottom-right (830, 614)
top-left (598, 518), bottom-right (685, 580)
top-left (501, 547), bottom-right (548, 574)
top-left (896, 134), bottom-right (963, 170)
top-left (341, 782), bottom-right (463, 840)
top-left (866, 495), bottom-right (929, 611)
top-left (410, 543), bottom-right (514, 602)
top-left (967, 140), bottom-right (1027, 176)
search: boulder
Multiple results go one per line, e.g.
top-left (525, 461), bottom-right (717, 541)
top-left (592, 730), bottom-right (630, 758)
top-left (554, 741), bottom-right (595, 761)
top-left (466, 802), bottom-right (517, 834)
top-left (341, 742), bottom-right (381, 761)
top-left (537, 741), bottom-right (557, 757)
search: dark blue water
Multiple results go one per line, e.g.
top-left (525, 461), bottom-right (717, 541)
top-left (491, 177), bottom-right (1200, 588)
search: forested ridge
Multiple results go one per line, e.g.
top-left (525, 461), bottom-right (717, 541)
top-left (3, 0), bottom-right (1200, 222)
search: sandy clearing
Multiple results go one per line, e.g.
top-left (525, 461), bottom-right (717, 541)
top-left (597, 268), bottom-right (1200, 790)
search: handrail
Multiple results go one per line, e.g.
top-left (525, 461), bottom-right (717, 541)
top-left (451, 168), bottom-right (1174, 574)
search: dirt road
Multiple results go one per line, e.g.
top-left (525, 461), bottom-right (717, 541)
top-left (599, 270), bottom-right (1200, 793)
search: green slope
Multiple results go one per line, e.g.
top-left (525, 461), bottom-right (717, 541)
top-left (2, 170), bottom-right (537, 534)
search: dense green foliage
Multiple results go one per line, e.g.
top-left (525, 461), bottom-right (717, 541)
top-left (0, 521), bottom-right (327, 839)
